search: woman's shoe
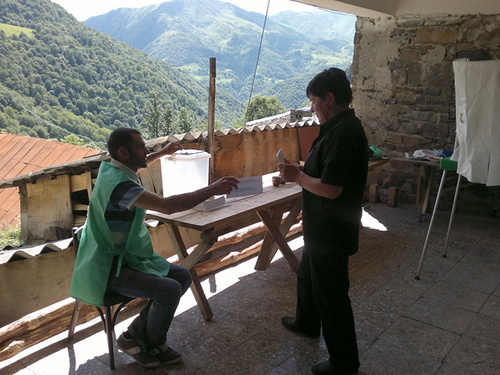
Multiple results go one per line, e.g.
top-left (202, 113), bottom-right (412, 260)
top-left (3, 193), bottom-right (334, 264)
top-left (281, 317), bottom-right (320, 338)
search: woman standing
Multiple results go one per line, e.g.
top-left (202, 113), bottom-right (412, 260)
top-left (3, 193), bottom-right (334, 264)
top-left (278, 68), bottom-right (368, 375)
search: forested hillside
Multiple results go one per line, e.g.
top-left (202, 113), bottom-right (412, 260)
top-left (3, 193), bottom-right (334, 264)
top-left (0, 0), bottom-right (242, 148)
top-left (85, 0), bottom-right (355, 109)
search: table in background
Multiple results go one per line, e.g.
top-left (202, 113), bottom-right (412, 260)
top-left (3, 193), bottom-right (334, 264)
top-left (147, 174), bottom-right (302, 320)
top-left (392, 157), bottom-right (440, 221)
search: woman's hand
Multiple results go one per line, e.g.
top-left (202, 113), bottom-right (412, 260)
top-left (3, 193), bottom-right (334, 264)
top-left (278, 161), bottom-right (303, 184)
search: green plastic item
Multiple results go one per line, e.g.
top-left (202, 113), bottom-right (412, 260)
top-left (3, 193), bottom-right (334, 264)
top-left (439, 157), bottom-right (457, 171)
top-left (369, 145), bottom-right (385, 160)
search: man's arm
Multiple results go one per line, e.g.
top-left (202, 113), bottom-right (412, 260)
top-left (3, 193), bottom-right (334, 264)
top-left (146, 142), bottom-right (183, 166)
top-left (133, 176), bottom-right (239, 214)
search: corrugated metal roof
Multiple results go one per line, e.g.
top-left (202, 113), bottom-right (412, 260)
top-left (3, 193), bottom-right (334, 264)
top-left (0, 133), bottom-right (103, 227)
top-left (0, 238), bottom-right (72, 264)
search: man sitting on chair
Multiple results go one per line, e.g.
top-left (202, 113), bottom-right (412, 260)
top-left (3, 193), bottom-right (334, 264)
top-left (70, 127), bottom-right (238, 368)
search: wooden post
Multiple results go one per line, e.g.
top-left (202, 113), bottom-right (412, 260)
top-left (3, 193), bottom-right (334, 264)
top-left (208, 57), bottom-right (216, 183)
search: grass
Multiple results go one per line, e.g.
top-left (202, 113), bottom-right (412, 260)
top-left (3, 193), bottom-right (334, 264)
top-left (0, 23), bottom-right (35, 38)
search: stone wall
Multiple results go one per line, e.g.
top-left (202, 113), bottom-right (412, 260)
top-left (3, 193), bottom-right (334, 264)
top-left (352, 14), bottom-right (500, 216)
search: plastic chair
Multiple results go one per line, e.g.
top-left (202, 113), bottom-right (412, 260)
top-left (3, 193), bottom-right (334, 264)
top-left (67, 227), bottom-right (134, 369)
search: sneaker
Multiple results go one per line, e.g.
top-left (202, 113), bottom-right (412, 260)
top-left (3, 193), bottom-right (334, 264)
top-left (149, 342), bottom-right (182, 364)
top-left (116, 332), bottom-right (160, 368)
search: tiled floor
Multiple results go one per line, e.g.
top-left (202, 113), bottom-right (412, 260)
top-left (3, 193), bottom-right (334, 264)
top-left (1, 203), bottom-right (499, 375)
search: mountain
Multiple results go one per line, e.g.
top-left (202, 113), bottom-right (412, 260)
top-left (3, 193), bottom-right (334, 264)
top-left (0, 0), bottom-right (242, 147)
top-left (84, 0), bottom-right (355, 109)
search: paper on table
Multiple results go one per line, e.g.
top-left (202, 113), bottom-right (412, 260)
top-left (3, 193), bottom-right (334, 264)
top-left (276, 149), bottom-right (285, 163)
top-left (227, 176), bottom-right (263, 198)
top-left (194, 195), bottom-right (226, 211)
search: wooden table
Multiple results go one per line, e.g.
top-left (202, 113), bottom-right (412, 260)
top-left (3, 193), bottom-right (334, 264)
top-left (392, 157), bottom-right (440, 221)
top-left (146, 175), bottom-right (302, 320)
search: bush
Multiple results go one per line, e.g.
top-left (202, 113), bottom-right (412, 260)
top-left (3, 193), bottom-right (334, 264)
top-left (0, 225), bottom-right (21, 248)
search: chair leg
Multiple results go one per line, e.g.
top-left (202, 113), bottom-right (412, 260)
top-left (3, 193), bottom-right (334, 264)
top-left (68, 300), bottom-right (82, 340)
top-left (105, 306), bottom-right (116, 369)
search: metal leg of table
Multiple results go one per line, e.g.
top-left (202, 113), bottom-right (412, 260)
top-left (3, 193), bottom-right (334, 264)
top-left (415, 170), bottom-right (447, 280)
top-left (443, 175), bottom-right (462, 257)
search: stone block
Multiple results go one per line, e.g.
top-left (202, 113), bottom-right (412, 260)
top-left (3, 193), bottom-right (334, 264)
top-left (387, 186), bottom-right (399, 207)
top-left (385, 132), bottom-right (404, 145)
top-left (369, 183), bottom-right (379, 203)
top-left (422, 122), bottom-right (449, 138)
top-left (425, 63), bottom-right (454, 88)
top-left (399, 49), bottom-right (421, 62)
top-left (396, 17), bottom-right (425, 27)
top-left (416, 28), bottom-right (458, 44)
top-left (402, 134), bottom-right (432, 147)
top-left (421, 45), bottom-right (446, 63)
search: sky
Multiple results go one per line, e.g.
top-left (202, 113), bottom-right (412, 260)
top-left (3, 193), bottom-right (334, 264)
top-left (50, 0), bottom-right (313, 22)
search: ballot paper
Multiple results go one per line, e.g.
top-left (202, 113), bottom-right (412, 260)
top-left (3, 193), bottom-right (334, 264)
top-left (276, 149), bottom-right (285, 163)
top-left (194, 195), bottom-right (227, 211)
top-left (227, 175), bottom-right (263, 198)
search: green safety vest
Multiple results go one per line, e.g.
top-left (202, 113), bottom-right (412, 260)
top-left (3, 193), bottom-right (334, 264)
top-left (70, 162), bottom-right (170, 306)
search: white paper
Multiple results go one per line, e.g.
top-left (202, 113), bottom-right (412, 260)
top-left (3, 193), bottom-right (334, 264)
top-left (194, 195), bottom-right (226, 211)
top-left (227, 176), bottom-right (263, 198)
top-left (276, 149), bottom-right (285, 163)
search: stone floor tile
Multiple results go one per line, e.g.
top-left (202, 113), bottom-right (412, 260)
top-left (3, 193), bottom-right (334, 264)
top-left (404, 296), bottom-right (476, 334)
top-left (442, 265), bottom-right (499, 294)
top-left (377, 316), bottom-right (459, 361)
top-left (480, 294), bottom-right (500, 319)
top-left (424, 280), bottom-right (491, 312)
top-left (360, 340), bottom-right (442, 375)
top-left (463, 313), bottom-right (500, 343)
top-left (436, 335), bottom-right (500, 375)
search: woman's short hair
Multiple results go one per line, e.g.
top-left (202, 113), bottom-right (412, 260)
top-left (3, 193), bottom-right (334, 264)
top-left (306, 68), bottom-right (352, 105)
top-left (107, 127), bottom-right (142, 160)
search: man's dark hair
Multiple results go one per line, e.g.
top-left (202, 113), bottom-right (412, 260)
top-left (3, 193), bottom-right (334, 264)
top-left (107, 127), bottom-right (142, 160)
top-left (306, 67), bottom-right (353, 106)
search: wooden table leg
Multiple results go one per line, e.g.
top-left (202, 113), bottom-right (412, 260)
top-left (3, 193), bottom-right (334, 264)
top-left (255, 199), bottom-right (301, 273)
top-left (165, 225), bottom-right (214, 321)
top-left (255, 198), bottom-right (301, 272)
top-left (417, 165), bottom-right (437, 221)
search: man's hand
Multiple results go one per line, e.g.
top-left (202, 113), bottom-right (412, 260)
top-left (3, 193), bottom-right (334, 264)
top-left (160, 142), bottom-right (183, 156)
top-left (210, 176), bottom-right (240, 196)
top-left (146, 142), bottom-right (183, 165)
top-left (134, 176), bottom-right (240, 214)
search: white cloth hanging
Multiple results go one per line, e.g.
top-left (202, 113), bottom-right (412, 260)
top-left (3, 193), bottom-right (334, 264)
top-left (451, 60), bottom-right (500, 186)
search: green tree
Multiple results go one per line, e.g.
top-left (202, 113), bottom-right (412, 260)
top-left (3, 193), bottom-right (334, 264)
top-left (243, 96), bottom-right (286, 123)
top-left (142, 91), bottom-right (177, 138)
top-left (159, 106), bottom-right (177, 136)
top-left (60, 133), bottom-right (84, 146)
top-left (176, 107), bottom-right (192, 134)
top-left (143, 91), bottom-right (163, 138)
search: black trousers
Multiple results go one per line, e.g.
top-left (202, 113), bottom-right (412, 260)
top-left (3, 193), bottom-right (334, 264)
top-left (296, 237), bottom-right (360, 370)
